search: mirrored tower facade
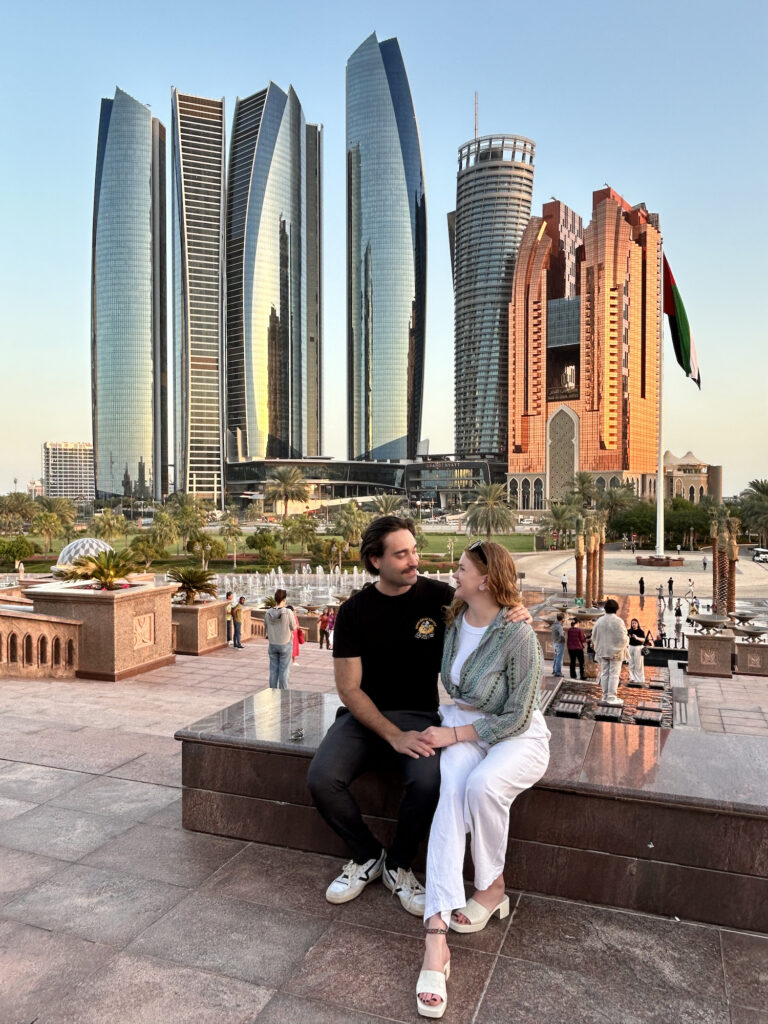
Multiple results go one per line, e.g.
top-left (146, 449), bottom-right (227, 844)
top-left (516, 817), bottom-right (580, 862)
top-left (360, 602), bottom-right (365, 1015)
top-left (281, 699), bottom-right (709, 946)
top-left (91, 87), bottom-right (167, 500)
top-left (226, 84), bottom-right (321, 461)
top-left (347, 33), bottom-right (426, 461)
top-left (450, 134), bottom-right (534, 460)
top-left (171, 90), bottom-right (226, 501)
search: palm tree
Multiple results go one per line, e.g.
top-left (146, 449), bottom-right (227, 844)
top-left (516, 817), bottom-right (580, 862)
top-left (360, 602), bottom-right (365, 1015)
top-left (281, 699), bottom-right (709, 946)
top-left (187, 530), bottom-right (226, 571)
top-left (167, 566), bottom-right (218, 605)
top-left (284, 515), bottom-right (317, 556)
top-left (334, 501), bottom-right (370, 552)
top-left (151, 509), bottom-right (179, 551)
top-left (574, 515), bottom-right (585, 600)
top-left (370, 494), bottom-right (404, 516)
top-left (54, 549), bottom-right (141, 590)
top-left (539, 502), bottom-right (577, 549)
top-left (37, 497), bottom-right (76, 529)
top-left (2, 492), bottom-right (35, 521)
top-left (740, 479), bottom-right (768, 546)
top-left (570, 472), bottom-right (598, 509)
top-left (264, 467), bottom-right (310, 524)
top-left (90, 509), bottom-right (125, 544)
top-left (219, 515), bottom-right (244, 568)
top-left (597, 484), bottom-right (634, 525)
top-left (32, 511), bottom-right (62, 553)
top-left (170, 501), bottom-right (206, 553)
top-left (0, 510), bottom-right (24, 535)
top-left (130, 534), bottom-right (167, 570)
top-left (708, 505), bottom-right (728, 611)
top-left (464, 484), bottom-right (514, 539)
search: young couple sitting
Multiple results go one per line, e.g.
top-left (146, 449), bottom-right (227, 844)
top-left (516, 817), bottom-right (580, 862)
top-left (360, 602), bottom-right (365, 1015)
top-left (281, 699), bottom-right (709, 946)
top-left (307, 517), bottom-right (550, 1019)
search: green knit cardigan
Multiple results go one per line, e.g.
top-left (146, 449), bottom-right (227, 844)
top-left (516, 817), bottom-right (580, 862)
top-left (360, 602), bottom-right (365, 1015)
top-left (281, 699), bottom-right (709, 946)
top-left (440, 609), bottom-right (544, 745)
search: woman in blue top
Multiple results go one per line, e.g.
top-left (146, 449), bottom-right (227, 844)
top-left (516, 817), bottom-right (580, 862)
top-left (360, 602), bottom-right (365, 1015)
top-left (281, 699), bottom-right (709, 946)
top-left (416, 541), bottom-right (550, 1018)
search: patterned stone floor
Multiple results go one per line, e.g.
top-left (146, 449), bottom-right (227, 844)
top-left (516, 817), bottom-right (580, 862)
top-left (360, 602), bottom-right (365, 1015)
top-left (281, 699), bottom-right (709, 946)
top-left (1, 638), bottom-right (767, 1022)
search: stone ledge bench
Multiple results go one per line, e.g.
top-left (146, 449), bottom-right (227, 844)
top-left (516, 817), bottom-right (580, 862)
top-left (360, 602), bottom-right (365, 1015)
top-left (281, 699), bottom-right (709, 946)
top-left (175, 689), bottom-right (768, 934)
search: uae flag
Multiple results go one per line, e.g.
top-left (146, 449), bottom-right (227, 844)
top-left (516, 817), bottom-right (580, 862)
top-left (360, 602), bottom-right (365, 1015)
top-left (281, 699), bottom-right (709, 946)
top-left (663, 255), bottom-right (701, 388)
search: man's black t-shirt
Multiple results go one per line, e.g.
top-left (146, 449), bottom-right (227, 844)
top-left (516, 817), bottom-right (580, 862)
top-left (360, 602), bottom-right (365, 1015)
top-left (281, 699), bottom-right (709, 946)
top-left (332, 576), bottom-right (455, 712)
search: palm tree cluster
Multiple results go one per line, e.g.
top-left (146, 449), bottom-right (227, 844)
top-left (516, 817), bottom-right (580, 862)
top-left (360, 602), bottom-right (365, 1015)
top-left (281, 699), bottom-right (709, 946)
top-left (54, 549), bottom-right (141, 590)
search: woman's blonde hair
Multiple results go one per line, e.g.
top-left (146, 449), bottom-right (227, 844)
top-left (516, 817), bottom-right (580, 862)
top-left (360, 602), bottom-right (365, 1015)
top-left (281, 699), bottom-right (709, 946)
top-left (445, 541), bottom-right (521, 627)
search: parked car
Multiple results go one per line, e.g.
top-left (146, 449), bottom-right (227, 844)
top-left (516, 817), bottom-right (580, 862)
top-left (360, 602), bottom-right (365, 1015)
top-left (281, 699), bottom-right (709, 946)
top-left (753, 548), bottom-right (768, 563)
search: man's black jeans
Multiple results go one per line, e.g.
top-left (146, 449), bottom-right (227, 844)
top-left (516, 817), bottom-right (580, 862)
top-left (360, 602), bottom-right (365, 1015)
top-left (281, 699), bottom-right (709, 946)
top-left (307, 708), bottom-right (442, 870)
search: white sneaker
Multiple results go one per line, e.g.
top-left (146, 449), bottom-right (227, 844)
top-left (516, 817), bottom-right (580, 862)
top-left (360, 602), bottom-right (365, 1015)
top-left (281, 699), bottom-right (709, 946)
top-left (325, 850), bottom-right (385, 905)
top-left (603, 695), bottom-right (624, 706)
top-left (382, 864), bottom-right (426, 916)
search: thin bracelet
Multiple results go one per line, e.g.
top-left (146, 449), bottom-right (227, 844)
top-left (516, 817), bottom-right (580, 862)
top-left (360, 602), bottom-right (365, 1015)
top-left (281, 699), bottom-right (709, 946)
top-left (453, 726), bottom-right (459, 745)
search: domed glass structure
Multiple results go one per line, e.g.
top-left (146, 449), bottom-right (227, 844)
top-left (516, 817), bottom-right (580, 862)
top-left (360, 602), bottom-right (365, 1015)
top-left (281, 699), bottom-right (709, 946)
top-left (57, 538), bottom-right (115, 566)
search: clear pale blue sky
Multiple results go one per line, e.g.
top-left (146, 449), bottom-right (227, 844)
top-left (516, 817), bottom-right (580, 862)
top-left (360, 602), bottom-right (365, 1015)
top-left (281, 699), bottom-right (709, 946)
top-left (1, 0), bottom-right (766, 495)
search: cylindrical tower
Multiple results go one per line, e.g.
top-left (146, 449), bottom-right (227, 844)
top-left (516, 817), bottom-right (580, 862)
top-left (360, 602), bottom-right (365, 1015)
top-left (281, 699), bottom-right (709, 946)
top-left (451, 134), bottom-right (534, 459)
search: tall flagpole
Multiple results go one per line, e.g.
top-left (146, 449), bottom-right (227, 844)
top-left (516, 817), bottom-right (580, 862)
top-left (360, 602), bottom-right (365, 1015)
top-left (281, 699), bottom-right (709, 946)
top-left (655, 242), bottom-right (665, 556)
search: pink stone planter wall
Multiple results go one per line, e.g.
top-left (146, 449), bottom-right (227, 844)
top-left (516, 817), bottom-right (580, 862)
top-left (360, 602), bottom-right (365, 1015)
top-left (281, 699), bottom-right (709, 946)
top-left (735, 643), bottom-right (768, 676)
top-left (172, 600), bottom-right (228, 656)
top-left (29, 581), bottom-right (177, 681)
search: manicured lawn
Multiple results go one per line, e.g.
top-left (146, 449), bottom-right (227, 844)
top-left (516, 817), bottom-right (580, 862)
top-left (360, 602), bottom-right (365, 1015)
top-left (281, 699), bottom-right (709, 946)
top-left (419, 533), bottom-right (534, 555)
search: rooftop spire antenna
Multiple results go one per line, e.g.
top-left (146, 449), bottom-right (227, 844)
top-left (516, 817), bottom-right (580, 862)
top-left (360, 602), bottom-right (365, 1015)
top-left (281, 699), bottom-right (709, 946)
top-left (474, 92), bottom-right (478, 140)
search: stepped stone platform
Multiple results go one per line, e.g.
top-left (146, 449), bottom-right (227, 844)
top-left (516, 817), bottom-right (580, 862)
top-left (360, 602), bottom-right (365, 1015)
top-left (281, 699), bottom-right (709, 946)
top-left (176, 689), bottom-right (768, 934)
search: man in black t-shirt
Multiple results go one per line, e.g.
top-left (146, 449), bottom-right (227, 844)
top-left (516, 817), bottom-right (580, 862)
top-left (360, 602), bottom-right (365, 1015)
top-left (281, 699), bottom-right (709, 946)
top-left (307, 516), bottom-right (529, 917)
top-left (307, 516), bottom-right (453, 916)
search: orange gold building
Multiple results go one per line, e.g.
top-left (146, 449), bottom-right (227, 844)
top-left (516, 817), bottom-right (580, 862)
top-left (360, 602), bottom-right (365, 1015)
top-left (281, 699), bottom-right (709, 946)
top-left (507, 188), bottom-right (661, 509)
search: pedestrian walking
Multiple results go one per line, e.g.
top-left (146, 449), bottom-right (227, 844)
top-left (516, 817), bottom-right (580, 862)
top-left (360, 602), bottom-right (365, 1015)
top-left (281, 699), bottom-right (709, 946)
top-left (667, 577), bottom-right (674, 598)
top-left (551, 613), bottom-right (565, 676)
top-left (656, 584), bottom-right (665, 608)
top-left (638, 577), bottom-right (645, 596)
top-left (702, 555), bottom-right (708, 571)
top-left (631, 541), bottom-right (636, 554)
top-left (264, 589), bottom-right (297, 687)
top-left (561, 573), bottom-right (568, 594)
top-left (225, 591), bottom-right (234, 645)
top-left (232, 596), bottom-right (246, 649)
top-left (318, 607), bottom-right (331, 649)
top-left (591, 600), bottom-right (628, 706)
top-left (626, 617), bottom-right (647, 683)
top-left (566, 619), bottom-right (586, 680)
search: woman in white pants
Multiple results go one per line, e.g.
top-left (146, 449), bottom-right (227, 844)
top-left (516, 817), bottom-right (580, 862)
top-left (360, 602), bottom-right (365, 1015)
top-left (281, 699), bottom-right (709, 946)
top-left (416, 541), bottom-right (550, 1018)
top-left (627, 617), bottom-right (647, 683)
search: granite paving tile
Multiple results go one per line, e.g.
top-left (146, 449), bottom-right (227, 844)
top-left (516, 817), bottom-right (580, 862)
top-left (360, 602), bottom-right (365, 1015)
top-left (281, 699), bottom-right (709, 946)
top-left (501, 895), bottom-right (727, 1001)
top-left (476, 954), bottom-right (730, 1024)
top-left (255, 993), bottom-right (392, 1024)
top-left (83, 823), bottom-right (246, 885)
top-left (721, 930), bottom-right (768, 1010)
top-left (285, 921), bottom-right (495, 1024)
top-left (106, 750), bottom-right (182, 786)
top-left (0, 919), bottom-right (115, 1024)
top-left (0, 795), bottom-right (37, 821)
top-left (34, 951), bottom-right (273, 1024)
top-left (143, 795), bottom-right (183, 829)
top-left (538, 716), bottom-right (595, 784)
top-left (0, 762), bottom-right (94, 802)
top-left (0, 804), bottom-right (133, 860)
top-left (0, 846), bottom-right (69, 905)
top-left (0, 726), bottom-right (152, 773)
top-left (730, 1008), bottom-right (768, 1024)
top-left (49, 776), bottom-right (181, 821)
top-left (2, 863), bottom-right (189, 946)
top-left (129, 891), bottom-right (329, 986)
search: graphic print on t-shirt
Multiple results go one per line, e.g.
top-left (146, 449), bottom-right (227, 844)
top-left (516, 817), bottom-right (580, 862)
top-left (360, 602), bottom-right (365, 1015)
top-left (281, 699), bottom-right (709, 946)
top-left (414, 617), bottom-right (437, 639)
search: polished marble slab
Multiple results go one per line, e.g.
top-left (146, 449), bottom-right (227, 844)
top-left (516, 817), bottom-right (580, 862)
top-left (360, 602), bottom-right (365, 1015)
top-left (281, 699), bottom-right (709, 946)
top-left (177, 689), bottom-right (768, 816)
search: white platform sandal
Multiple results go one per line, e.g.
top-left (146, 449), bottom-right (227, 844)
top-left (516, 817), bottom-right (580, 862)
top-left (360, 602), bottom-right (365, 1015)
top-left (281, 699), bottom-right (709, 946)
top-left (417, 926), bottom-right (451, 1019)
top-left (449, 894), bottom-right (510, 933)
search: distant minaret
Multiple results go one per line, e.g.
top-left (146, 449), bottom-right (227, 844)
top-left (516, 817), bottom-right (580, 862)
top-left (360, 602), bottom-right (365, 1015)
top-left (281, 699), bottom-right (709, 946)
top-left (474, 92), bottom-right (478, 140)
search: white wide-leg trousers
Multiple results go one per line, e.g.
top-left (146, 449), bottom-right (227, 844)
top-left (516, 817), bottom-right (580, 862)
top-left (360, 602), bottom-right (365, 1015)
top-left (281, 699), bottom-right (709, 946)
top-left (627, 645), bottom-right (645, 683)
top-left (424, 705), bottom-right (550, 924)
top-left (598, 656), bottom-right (623, 698)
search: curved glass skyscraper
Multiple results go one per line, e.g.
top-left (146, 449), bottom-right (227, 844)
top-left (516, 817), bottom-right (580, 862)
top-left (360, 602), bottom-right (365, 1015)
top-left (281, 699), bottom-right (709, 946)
top-left (347, 33), bottom-right (426, 461)
top-left (450, 134), bottom-right (534, 459)
top-left (226, 84), bottom-right (322, 461)
top-left (172, 90), bottom-right (226, 501)
top-left (91, 87), bottom-right (167, 500)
